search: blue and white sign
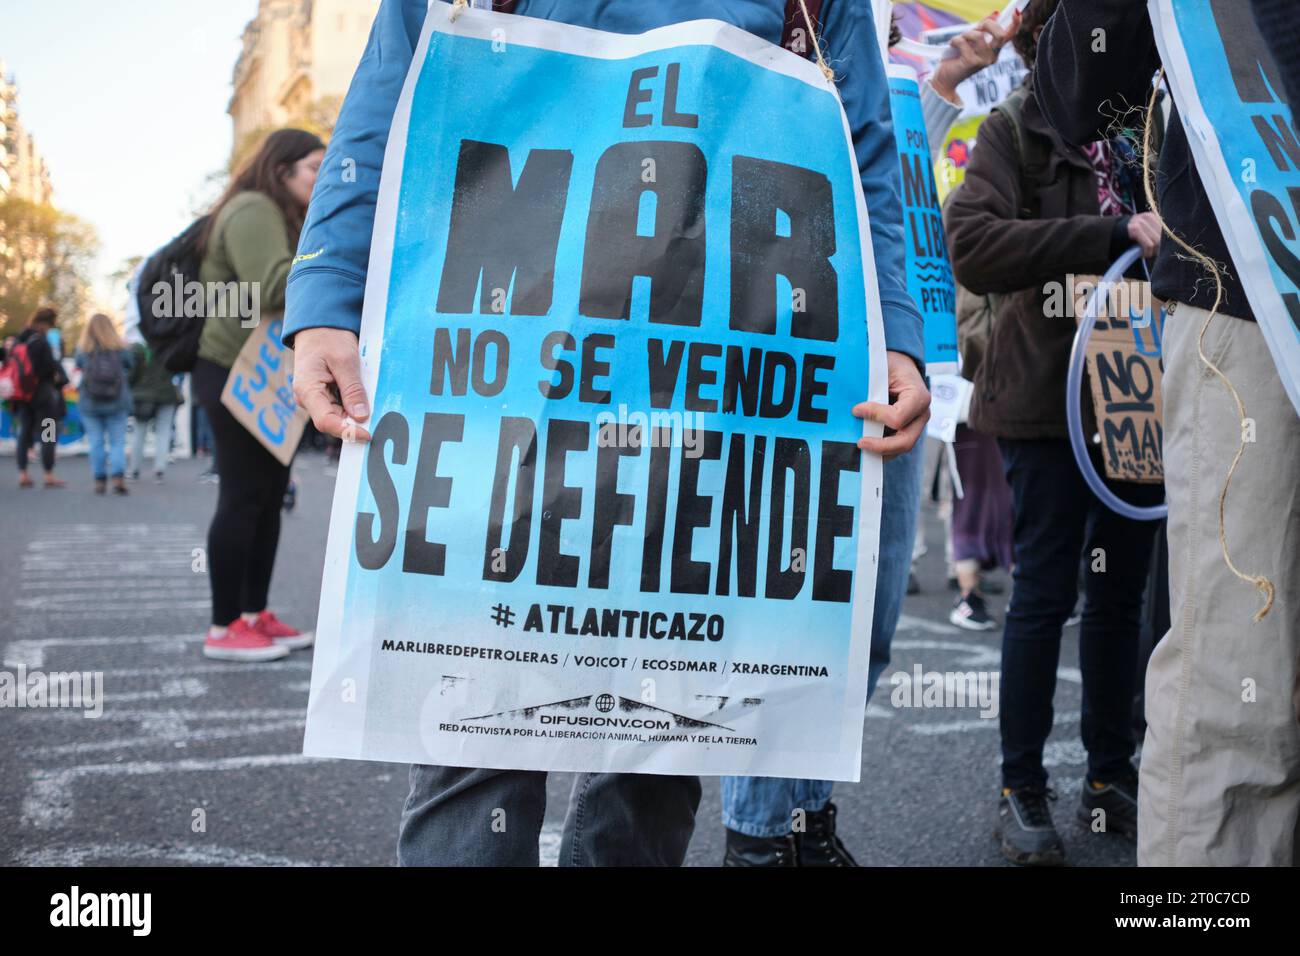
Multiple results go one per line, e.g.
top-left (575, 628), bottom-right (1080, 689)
top-left (889, 64), bottom-right (959, 374)
top-left (1151, 0), bottom-right (1300, 417)
top-left (305, 7), bottom-right (888, 779)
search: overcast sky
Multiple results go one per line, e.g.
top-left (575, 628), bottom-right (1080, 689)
top-left (4, 0), bottom-right (261, 308)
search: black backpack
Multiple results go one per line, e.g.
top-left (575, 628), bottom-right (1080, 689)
top-left (136, 216), bottom-right (210, 373)
top-left (83, 348), bottom-right (125, 402)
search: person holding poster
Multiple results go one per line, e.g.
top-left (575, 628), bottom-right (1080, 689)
top-left (709, 8), bottom-right (1020, 870)
top-left (285, 0), bottom-right (931, 867)
top-left (194, 128), bottom-right (324, 663)
top-left (945, 0), bottom-right (1165, 866)
top-left (1037, 0), bottom-right (1300, 867)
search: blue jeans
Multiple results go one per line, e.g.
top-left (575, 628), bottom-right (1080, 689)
top-left (82, 410), bottom-right (129, 480)
top-left (398, 765), bottom-right (701, 866)
top-left (130, 403), bottom-right (176, 476)
top-left (720, 440), bottom-right (927, 836)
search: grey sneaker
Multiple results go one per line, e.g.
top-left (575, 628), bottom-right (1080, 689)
top-left (1077, 769), bottom-right (1139, 840)
top-left (996, 787), bottom-right (1066, 866)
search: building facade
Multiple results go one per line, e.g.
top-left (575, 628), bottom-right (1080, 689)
top-left (228, 0), bottom-right (380, 150)
top-left (0, 59), bottom-right (54, 205)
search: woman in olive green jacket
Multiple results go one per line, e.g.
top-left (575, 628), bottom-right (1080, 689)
top-left (193, 128), bottom-right (324, 663)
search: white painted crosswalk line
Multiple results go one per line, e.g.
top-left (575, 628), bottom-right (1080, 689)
top-left (5, 518), bottom-right (324, 846)
top-left (15, 842), bottom-right (335, 867)
top-left (22, 754), bottom-right (326, 830)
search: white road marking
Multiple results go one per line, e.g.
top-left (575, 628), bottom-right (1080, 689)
top-left (3, 632), bottom-right (203, 667)
top-left (23, 719), bottom-right (305, 757)
top-left (22, 753), bottom-right (325, 830)
top-left (26, 707), bottom-right (308, 723)
top-left (906, 709), bottom-right (1080, 737)
top-left (891, 638), bottom-right (1002, 668)
top-left (897, 613), bottom-right (963, 635)
top-left (20, 579), bottom-right (207, 592)
top-left (15, 596), bottom-right (207, 610)
top-left (14, 843), bottom-right (335, 867)
top-left (1042, 739), bottom-right (1089, 769)
top-left (110, 678), bottom-right (208, 702)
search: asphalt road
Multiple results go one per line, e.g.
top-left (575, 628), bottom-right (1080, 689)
top-left (0, 449), bottom-right (1135, 867)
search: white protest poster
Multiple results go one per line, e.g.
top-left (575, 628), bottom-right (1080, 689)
top-left (304, 7), bottom-right (888, 780)
top-left (1150, 0), bottom-right (1300, 417)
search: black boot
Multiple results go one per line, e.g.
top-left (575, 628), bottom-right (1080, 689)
top-left (723, 828), bottom-right (798, 867)
top-left (796, 802), bottom-right (859, 866)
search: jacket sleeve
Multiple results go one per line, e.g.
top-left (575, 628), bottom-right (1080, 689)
top-left (282, 0), bottom-right (428, 346)
top-left (944, 111), bottom-right (1115, 295)
top-left (1035, 0), bottom-right (1161, 147)
top-left (823, 0), bottom-right (926, 368)
top-left (921, 81), bottom-right (963, 163)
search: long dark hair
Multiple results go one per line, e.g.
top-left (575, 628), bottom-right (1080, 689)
top-left (200, 128), bottom-right (325, 255)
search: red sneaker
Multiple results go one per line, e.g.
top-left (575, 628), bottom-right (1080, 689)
top-left (203, 619), bottom-right (289, 662)
top-left (252, 610), bottom-right (315, 650)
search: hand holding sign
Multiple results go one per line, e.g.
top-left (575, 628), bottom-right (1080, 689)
top-left (304, 12), bottom-right (891, 779)
top-left (929, 13), bottom-right (1019, 106)
top-left (293, 327), bottom-right (371, 443)
top-left (854, 351), bottom-right (931, 461)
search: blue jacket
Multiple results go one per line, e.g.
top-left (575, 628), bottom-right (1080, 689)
top-left (283, 0), bottom-right (924, 366)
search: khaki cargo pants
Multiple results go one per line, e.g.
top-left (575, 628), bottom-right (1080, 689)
top-left (1139, 302), bottom-right (1300, 866)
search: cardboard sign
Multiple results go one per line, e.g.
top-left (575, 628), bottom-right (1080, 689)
top-left (304, 9), bottom-right (889, 780)
top-left (220, 317), bottom-right (307, 466)
top-left (1151, 0), bottom-right (1300, 417)
top-left (1075, 277), bottom-right (1166, 483)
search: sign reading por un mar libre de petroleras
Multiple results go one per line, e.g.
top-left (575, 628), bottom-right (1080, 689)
top-left (304, 8), bottom-right (891, 780)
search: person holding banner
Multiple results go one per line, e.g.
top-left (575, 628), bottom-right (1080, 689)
top-left (194, 128), bottom-right (324, 664)
top-left (1037, 0), bottom-right (1300, 867)
top-left (715, 7), bottom-right (1022, 869)
top-left (945, 0), bottom-right (1165, 866)
top-left (285, 0), bottom-right (931, 867)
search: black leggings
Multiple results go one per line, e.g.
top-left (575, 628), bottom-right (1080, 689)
top-left (14, 385), bottom-right (60, 473)
top-left (193, 358), bottom-right (290, 626)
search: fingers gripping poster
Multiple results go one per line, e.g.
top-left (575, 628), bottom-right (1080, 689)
top-left (305, 7), bottom-right (888, 780)
top-left (1150, 0), bottom-right (1300, 417)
